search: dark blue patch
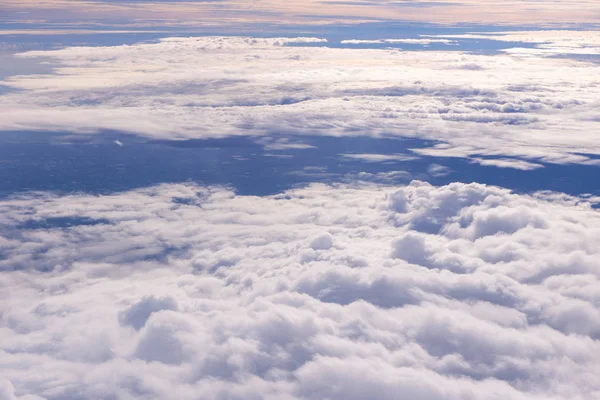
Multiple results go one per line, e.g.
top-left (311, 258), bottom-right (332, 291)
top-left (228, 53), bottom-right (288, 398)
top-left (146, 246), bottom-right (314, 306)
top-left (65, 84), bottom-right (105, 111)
top-left (18, 216), bottom-right (110, 229)
top-left (0, 133), bottom-right (598, 198)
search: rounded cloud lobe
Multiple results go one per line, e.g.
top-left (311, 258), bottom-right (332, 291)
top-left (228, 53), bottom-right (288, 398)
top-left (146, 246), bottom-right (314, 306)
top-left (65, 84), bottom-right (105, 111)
top-left (1, 181), bottom-right (599, 399)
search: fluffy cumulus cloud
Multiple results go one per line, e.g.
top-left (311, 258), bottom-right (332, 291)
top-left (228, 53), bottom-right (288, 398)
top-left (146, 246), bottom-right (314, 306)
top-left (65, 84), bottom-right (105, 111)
top-left (1, 33), bottom-right (600, 168)
top-left (1, 180), bottom-right (600, 399)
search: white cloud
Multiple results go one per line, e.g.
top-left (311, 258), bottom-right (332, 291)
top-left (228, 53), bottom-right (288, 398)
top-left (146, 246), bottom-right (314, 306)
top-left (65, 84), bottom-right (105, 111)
top-left (427, 30), bottom-right (600, 55)
top-left (340, 153), bottom-right (419, 162)
top-left (341, 39), bottom-right (385, 44)
top-left (427, 163), bottom-right (452, 177)
top-left (470, 157), bottom-right (544, 170)
top-left (1, 180), bottom-right (599, 399)
top-left (1, 35), bottom-right (599, 168)
top-left (350, 170), bottom-right (412, 183)
top-left (385, 38), bottom-right (456, 45)
top-left (119, 295), bottom-right (178, 330)
top-left (341, 39), bottom-right (456, 45)
top-left (258, 137), bottom-right (316, 151)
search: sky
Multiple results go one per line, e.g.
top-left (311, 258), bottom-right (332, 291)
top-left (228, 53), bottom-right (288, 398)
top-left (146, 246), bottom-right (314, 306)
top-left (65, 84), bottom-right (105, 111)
top-left (1, 1), bottom-right (600, 400)
top-left (2, 0), bottom-right (600, 27)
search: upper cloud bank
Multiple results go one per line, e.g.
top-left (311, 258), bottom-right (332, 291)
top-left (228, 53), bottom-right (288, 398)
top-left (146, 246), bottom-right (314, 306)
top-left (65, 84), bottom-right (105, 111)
top-left (427, 30), bottom-right (600, 55)
top-left (1, 180), bottom-right (599, 399)
top-left (1, 33), bottom-right (600, 168)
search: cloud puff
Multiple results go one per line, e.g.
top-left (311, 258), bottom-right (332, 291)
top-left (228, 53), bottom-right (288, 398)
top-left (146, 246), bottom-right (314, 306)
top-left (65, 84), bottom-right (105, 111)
top-left (1, 180), bottom-right (599, 399)
top-left (1, 34), bottom-right (599, 168)
top-left (119, 295), bottom-right (179, 330)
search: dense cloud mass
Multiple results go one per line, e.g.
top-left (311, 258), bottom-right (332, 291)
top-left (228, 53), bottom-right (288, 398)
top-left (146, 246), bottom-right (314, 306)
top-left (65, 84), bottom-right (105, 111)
top-left (1, 181), bottom-right (600, 399)
top-left (1, 33), bottom-right (600, 168)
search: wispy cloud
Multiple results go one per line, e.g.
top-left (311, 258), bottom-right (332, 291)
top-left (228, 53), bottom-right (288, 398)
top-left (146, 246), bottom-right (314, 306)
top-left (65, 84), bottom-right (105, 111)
top-left (470, 157), bottom-right (544, 170)
top-left (340, 153), bottom-right (419, 162)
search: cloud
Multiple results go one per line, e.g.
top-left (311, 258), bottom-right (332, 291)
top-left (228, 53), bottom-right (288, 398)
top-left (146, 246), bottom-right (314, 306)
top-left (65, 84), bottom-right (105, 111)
top-left (427, 163), bottom-right (452, 176)
top-left (340, 39), bottom-right (456, 45)
top-left (340, 153), bottom-right (419, 162)
top-left (351, 170), bottom-right (412, 183)
top-left (119, 295), bottom-right (179, 330)
top-left (385, 38), bottom-right (456, 45)
top-left (426, 30), bottom-right (600, 56)
top-left (1, 35), bottom-right (599, 169)
top-left (257, 137), bottom-right (316, 151)
top-left (470, 157), bottom-right (544, 170)
top-left (1, 180), bottom-right (599, 399)
top-left (3, 0), bottom-right (599, 27)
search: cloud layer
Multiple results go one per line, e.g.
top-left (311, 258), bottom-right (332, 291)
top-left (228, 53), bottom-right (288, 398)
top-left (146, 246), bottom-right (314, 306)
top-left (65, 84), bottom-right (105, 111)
top-left (1, 33), bottom-right (600, 169)
top-left (3, 0), bottom-right (600, 27)
top-left (428, 30), bottom-right (600, 55)
top-left (1, 181), bottom-right (599, 399)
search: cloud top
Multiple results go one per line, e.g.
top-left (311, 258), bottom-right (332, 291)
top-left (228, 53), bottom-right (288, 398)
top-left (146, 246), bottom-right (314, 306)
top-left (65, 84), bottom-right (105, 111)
top-left (1, 180), bottom-right (599, 399)
top-left (1, 34), bottom-right (599, 169)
